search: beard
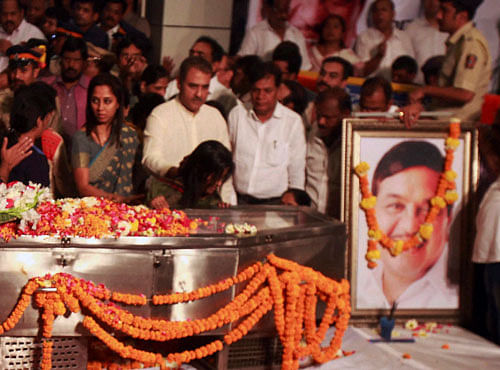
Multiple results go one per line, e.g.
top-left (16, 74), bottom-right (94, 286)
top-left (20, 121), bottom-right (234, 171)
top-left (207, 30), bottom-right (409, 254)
top-left (62, 68), bottom-right (82, 83)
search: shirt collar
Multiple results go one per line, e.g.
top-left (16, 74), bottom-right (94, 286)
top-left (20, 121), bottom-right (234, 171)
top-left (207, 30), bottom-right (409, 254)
top-left (447, 21), bottom-right (474, 46)
top-left (56, 73), bottom-right (89, 89)
top-left (174, 95), bottom-right (200, 118)
top-left (249, 101), bottom-right (284, 122)
top-left (263, 19), bottom-right (289, 35)
top-left (0, 18), bottom-right (24, 35)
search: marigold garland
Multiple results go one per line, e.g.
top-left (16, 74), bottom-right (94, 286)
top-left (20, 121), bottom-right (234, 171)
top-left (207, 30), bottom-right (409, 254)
top-left (354, 119), bottom-right (461, 268)
top-left (0, 254), bottom-right (350, 370)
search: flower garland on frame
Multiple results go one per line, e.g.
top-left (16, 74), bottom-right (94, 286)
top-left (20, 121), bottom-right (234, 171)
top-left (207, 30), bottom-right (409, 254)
top-left (354, 119), bottom-right (461, 269)
top-left (0, 254), bottom-right (351, 370)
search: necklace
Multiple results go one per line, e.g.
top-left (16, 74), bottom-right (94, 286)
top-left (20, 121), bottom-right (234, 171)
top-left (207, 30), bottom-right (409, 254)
top-left (354, 119), bottom-right (461, 269)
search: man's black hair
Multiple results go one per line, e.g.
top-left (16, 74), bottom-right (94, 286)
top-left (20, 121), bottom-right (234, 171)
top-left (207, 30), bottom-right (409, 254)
top-left (316, 86), bottom-right (352, 113)
top-left (71, 0), bottom-right (101, 12)
top-left (439, 0), bottom-right (483, 20)
top-left (61, 36), bottom-right (88, 60)
top-left (372, 141), bottom-right (443, 195)
top-left (360, 76), bottom-right (393, 106)
top-left (272, 41), bottom-right (302, 76)
top-left (194, 36), bottom-right (225, 63)
top-left (116, 34), bottom-right (151, 58)
top-left (140, 64), bottom-right (168, 85)
top-left (321, 56), bottom-right (353, 81)
top-left (248, 61), bottom-right (282, 87)
top-left (104, 0), bottom-right (127, 13)
top-left (179, 56), bottom-right (213, 85)
top-left (392, 55), bottom-right (418, 75)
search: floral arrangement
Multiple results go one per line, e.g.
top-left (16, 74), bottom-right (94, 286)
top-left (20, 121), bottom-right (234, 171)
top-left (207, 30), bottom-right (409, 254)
top-left (224, 222), bottom-right (257, 236)
top-left (0, 195), bottom-right (198, 241)
top-left (0, 254), bottom-right (351, 370)
top-left (0, 181), bottom-right (52, 226)
top-left (354, 119), bottom-right (461, 269)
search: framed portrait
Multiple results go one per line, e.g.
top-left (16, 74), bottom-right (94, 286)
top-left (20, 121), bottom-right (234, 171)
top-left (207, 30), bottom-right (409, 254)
top-left (341, 119), bottom-right (478, 321)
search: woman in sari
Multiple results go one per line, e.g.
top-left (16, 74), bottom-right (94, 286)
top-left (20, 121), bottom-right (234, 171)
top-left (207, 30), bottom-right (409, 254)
top-left (72, 73), bottom-right (142, 203)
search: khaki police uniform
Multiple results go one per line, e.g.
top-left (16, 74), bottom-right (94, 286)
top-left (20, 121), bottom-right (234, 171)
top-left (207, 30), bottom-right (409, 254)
top-left (432, 21), bottom-right (491, 122)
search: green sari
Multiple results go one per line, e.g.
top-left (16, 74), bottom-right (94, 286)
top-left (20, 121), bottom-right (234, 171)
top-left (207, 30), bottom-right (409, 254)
top-left (72, 124), bottom-right (139, 196)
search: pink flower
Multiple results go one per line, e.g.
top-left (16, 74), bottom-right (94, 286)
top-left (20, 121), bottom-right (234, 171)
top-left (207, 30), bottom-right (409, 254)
top-left (5, 198), bottom-right (14, 209)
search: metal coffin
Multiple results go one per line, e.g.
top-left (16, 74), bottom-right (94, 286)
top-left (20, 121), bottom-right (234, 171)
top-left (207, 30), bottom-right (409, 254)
top-left (0, 206), bottom-right (346, 336)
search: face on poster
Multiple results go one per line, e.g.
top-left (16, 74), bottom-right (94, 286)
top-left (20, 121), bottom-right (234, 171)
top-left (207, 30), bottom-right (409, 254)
top-left (355, 136), bottom-right (462, 310)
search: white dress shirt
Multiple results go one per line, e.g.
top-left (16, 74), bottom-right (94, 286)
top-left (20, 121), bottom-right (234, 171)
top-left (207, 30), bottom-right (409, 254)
top-left (228, 102), bottom-right (306, 199)
top-left (473, 176), bottom-right (500, 263)
top-left (305, 125), bottom-right (341, 218)
top-left (104, 24), bottom-right (120, 50)
top-left (237, 19), bottom-right (312, 71)
top-left (355, 27), bottom-right (415, 81)
top-left (405, 17), bottom-right (447, 83)
top-left (357, 246), bottom-right (459, 309)
top-left (164, 76), bottom-right (237, 115)
top-left (142, 97), bottom-right (236, 204)
top-left (0, 19), bottom-right (46, 72)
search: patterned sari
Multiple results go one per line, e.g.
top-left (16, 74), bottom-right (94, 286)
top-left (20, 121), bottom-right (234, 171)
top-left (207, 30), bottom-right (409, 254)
top-left (72, 124), bottom-right (139, 196)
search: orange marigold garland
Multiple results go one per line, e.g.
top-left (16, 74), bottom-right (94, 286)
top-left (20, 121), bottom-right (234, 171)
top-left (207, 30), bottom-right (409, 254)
top-left (0, 254), bottom-right (350, 370)
top-left (354, 118), bottom-right (461, 268)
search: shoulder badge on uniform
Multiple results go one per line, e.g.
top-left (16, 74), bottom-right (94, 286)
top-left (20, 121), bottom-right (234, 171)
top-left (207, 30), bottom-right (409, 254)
top-left (465, 54), bottom-right (477, 69)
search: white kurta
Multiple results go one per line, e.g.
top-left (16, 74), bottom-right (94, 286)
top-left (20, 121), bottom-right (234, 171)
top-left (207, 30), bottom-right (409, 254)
top-left (237, 19), bottom-right (312, 71)
top-left (355, 27), bottom-right (415, 81)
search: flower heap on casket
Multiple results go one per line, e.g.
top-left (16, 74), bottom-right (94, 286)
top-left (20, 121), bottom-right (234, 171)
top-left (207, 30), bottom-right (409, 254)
top-left (0, 184), bottom-right (198, 240)
top-left (354, 118), bottom-right (461, 269)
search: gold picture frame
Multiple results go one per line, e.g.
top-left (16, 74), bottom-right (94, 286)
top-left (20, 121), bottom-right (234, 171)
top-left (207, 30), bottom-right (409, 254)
top-left (341, 119), bottom-right (478, 323)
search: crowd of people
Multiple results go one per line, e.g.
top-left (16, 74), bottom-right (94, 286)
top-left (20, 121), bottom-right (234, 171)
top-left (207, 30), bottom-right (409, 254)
top-left (0, 0), bottom-right (498, 345)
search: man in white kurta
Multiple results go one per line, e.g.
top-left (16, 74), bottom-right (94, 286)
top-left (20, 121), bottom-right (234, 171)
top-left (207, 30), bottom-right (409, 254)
top-left (405, 0), bottom-right (447, 83)
top-left (142, 56), bottom-right (235, 204)
top-left (228, 62), bottom-right (306, 202)
top-left (237, 0), bottom-right (311, 70)
top-left (0, 0), bottom-right (45, 72)
top-left (354, 0), bottom-right (414, 80)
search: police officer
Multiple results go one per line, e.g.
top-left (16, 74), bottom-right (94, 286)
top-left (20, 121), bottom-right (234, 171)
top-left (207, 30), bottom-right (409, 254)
top-left (0, 45), bottom-right (42, 130)
top-left (401, 0), bottom-right (491, 127)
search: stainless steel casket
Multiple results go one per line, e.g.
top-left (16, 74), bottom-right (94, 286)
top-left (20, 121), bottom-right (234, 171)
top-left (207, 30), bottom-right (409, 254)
top-left (0, 206), bottom-right (346, 338)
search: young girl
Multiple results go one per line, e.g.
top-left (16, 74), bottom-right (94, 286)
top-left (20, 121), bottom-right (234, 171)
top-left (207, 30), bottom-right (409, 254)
top-left (147, 140), bottom-right (233, 209)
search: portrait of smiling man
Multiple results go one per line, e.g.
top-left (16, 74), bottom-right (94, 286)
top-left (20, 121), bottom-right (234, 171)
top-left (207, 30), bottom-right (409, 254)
top-left (357, 140), bottom-right (459, 309)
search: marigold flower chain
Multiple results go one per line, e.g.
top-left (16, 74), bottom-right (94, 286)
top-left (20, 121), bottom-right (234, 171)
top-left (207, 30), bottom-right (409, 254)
top-left (0, 254), bottom-right (350, 370)
top-left (354, 120), bottom-right (461, 268)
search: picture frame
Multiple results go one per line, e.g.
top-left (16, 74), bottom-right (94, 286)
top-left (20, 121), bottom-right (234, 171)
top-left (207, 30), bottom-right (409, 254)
top-left (341, 119), bottom-right (478, 322)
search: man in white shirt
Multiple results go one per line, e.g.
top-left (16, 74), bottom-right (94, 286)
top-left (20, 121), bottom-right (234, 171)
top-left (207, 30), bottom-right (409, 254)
top-left (164, 36), bottom-right (237, 116)
top-left (142, 56), bottom-right (236, 204)
top-left (0, 0), bottom-right (45, 72)
top-left (306, 87), bottom-right (351, 219)
top-left (405, 0), bottom-right (447, 83)
top-left (355, 0), bottom-right (414, 80)
top-left (228, 61), bottom-right (306, 204)
top-left (357, 140), bottom-right (458, 309)
top-left (237, 0), bottom-right (311, 71)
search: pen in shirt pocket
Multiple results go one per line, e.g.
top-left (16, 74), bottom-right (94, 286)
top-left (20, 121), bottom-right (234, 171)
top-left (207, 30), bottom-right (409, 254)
top-left (273, 140), bottom-right (277, 149)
